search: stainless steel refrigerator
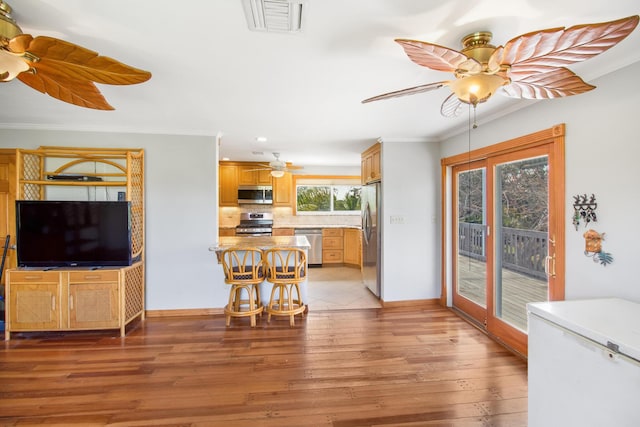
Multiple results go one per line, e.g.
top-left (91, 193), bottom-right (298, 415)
top-left (361, 182), bottom-right (381, 297)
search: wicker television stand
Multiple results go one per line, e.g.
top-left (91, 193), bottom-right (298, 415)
top-left (4, 147), bottom-right (145, 340)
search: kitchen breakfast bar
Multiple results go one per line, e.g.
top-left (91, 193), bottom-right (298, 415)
top-left (210, 235), bottom-right (311, 311)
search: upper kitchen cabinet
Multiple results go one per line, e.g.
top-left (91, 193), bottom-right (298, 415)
top-left (218, 162), bottom-right (292, 207)
top-left (361, 142), bottom-right (381, 184)
top-left (238, 165), bottom-right (272, 186)
top-left (272, 172), bottom-right (292, 206)
top-left (219, 164), bottom-right (238, 207)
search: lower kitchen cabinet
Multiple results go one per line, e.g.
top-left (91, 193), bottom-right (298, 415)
top-left (343, 228), bottom-right (361, 266)
top-left (272, 228), bottom-right (295, 236)
top-left (219, 228), bottom-right (236, 237)
top-left (323, 228), bottom-right (344, 264)
top-left (5, 263), bottom-right (145, 340)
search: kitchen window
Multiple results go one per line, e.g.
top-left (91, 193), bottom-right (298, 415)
top-left (295, 177), bottom-right (361, 215)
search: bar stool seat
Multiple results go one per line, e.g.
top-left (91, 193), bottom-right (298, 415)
top-left (264, 248), bottom-right (307, 327)
top-left (220, 247), bottom-right (264, 327)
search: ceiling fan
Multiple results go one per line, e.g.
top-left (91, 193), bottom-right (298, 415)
top-left (0, 0), bottom-right (151, 110)
top-left (362, 15), bottom-right (639, 117)
top-left (252, 152), bottom-right (303, 178)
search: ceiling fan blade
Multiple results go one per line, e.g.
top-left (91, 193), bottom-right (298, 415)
top-left (286, 165), bottom-right (303, 170)
top-left (10, 35), bottom-right (152, 85)
top-left (496, 15), bottom-right (639, 71)
top-left (362, 81), bottom-right (447, 104)
top-left (395, 39), bottom-right (479, 73)
top-left (17, 67), bottom-right (114, 110)
top-left (502, 67), bottom-right (595, 99)
top-left (440, 93), bottom-right (463, 117)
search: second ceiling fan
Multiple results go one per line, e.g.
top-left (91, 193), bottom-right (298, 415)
top-left (362, 15), bottom-right (639, 117)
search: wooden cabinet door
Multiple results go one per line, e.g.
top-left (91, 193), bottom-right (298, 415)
top-left (8, 281), bottom-right (61, 330)
top-left (273, 172), bottom-right (292, 206)
top-left (343, 229), bottom-right (361, 266)
top-left (238, 166), bottom-right (257, 185)
top-left (219, 164), bottom-right (238, 206)
top-left (257, 170), bottom-right (272, 184)
top-left (69, 283), bottom-right (119, 329)
top-left (272, 228), bottom-right (294, 236)
top-left (68, 271), bottom-right (120, 329)
top-left (361, 142), bottom-right (381, 184)
top-left (371, 149), bottom-right (381, 181)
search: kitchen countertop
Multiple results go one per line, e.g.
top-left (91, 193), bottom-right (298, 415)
top-left (210, 235), bottom-right (310, 264)
top-left (210, 236), bottom-right (311, 252)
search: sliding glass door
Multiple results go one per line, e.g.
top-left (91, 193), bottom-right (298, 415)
top-left (447, 126), bottom-right (564, 355)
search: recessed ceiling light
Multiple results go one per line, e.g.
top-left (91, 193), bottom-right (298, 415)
top-left (256, 136), bottom-right (268, 143)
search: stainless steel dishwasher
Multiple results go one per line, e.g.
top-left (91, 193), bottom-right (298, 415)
top-left (294, 228), bottom-right (323, 267)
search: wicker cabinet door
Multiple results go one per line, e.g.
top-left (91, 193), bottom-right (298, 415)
top-left (9, 283), bottom-right (61, 330)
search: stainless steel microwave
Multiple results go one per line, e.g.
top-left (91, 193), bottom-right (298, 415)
top-left (237, 185), bottom-right (273, 204)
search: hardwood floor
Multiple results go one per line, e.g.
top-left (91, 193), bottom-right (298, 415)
top-left (0, 305), bottom-right (528, 426)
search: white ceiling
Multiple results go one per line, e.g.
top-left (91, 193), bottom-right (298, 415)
top-left (1, 0), bottom-right (639, 167)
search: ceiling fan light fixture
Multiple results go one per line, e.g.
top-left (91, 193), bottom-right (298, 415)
top-left (0, 1), bottom-right (22, 40)
top-left (270, 169), bottom-right (285, 178)
top-left (450, 74), bottom-right (507, 105)
top-left (0, 49), bottom-right (28, 81)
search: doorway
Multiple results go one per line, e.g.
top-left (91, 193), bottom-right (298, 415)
top-left (443, 125), bottom-right (565, 355)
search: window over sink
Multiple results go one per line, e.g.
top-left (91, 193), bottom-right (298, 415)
top-left (294, 177), bottom-right (361, 215)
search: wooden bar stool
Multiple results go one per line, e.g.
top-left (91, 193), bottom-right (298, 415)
top-left (220, 247), bottom-right (265, 327)
top-left (264, 247), bottom-right (307, 327)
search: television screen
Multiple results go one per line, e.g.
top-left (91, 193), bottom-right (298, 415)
top-left (16, 201), bottom-right (132, 268)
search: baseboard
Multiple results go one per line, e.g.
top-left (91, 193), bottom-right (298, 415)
top-left (145, 308), bottom-right (224, 318)
top-left (380, 298), bottom-right (441, 308)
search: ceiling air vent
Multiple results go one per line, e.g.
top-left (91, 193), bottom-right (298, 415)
top-left (241, 0), bottom-right (306, 33)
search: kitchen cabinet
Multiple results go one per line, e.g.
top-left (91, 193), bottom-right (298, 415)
top-left (361, 142), bottom-right (381, 184)
top-left (343, 228), bottom-right (361, 266)
top-left (218, 162), bottom-right (291, 207)
top-left (219, 228), bottom-right (236, 237)
top-left (272, 172), bottom-right (292, 207)
top-left (238, 165), bottom-right (272, 186)
top-left (272, 228), bottom-right (295, 236)
top-left (323, 228), bottom-right (344, 264)
top-left (5, 263), bottom-right (145, 340)
top-left (219, 164), bottom-right (238, 207)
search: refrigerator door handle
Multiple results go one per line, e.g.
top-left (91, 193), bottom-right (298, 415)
top-left (363, 202), bottom-right (371, 245)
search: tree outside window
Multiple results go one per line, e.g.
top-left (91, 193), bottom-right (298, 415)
top-left (297, 185), bottom-right (361, 213)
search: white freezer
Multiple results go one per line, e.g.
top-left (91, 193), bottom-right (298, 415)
top-left (527, 298), bottom-right (640, 427)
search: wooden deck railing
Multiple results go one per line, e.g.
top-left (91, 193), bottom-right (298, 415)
top-left (459, 222), bottom-right (547, 279)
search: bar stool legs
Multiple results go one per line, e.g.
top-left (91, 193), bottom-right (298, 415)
top-left (221, 248), bottom-right (265, 328)
top-left (266, 282), bottom-right (305, 327)
top-left (264, 248), bottom-right (307, 327)
top-left (225, 283), bottom-right (262, 327)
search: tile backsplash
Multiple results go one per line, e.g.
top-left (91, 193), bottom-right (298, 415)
top-left (219, 206), bottom-right (360, 228)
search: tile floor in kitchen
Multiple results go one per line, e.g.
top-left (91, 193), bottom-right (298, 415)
top-left (306, 265), bottom-right (381, 310)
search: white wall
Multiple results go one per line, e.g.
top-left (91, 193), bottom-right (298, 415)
top-left (0, 130), bottom-right (229, 310)
top-left (440, 61), bottom-right (640, 303)
top-left (380, 139), bottom-right (441, 301)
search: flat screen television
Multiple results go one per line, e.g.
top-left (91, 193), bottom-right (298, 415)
top-left (16, 200), bottom-right (132, 268)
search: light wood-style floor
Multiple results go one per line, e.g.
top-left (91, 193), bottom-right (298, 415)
top-left (0, 305), bottom-right (528, 426)
top-left (306, 266), bottom-right (381, 310)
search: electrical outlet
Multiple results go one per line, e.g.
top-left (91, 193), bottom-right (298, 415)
top-left (390, 215), bottom-right (404, 224)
